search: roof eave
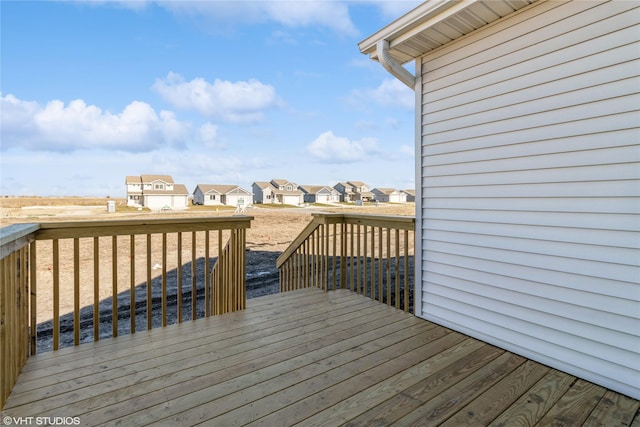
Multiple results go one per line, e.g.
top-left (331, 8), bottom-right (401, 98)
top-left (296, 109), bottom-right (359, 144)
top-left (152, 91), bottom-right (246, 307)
top-left (358, 0), bottom-right (538, 65)
top-left (358, 0), bottom-right (471, 63)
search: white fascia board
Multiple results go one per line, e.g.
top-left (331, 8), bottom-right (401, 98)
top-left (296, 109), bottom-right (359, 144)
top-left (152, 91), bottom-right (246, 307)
top-left (358, 0), bottom-right (474, 62)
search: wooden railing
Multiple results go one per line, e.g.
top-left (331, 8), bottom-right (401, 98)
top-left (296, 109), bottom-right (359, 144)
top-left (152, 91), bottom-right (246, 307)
top-left (0, 216), bottom-right (252, 410)
top-left (0, 224), bottom-right (37, 410)
top-left (276, 213), bottom-right (415, 312)
top-left (210, 227), bottom-right (247, 315)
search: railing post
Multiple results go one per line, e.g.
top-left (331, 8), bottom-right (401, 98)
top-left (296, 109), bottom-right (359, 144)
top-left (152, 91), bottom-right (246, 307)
top-left (30, 240), bottom-right (37, 355)
top-left (112, 235), bottom-right (119, 336)
top-left (1, 223), bottom-right (38, 410)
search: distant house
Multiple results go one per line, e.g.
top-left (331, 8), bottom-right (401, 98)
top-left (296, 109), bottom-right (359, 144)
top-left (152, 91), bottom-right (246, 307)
top-left (252, 179), bottom-right (304, 206)
top-left (252, 182), bottom-right (275, 204)
top-left (333, 181), bottom-right (374, 203)
top-left (402, 189), bottom-right (415, 202)
top-left (360, 0), bottom-right (640, 399)
top-left (332, 182), bottom-right (354, 202)
top-left (193, 184), bottom-right (252, 207)
top-left (372, 188), bottom-right (407, 203)
top-left (125, 176), bottom-right (143, 207)
top-left (125, 175), bottom-right (189, 211)
top-left (299, 185), bottom-right (341, 204)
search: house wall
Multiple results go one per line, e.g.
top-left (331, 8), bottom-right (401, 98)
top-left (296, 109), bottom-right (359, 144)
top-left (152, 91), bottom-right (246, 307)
top-left (374, 193), bottom-right (390, 203)
top-left (144, 195), bottom-right (188, 211)
top-left (193, 188), bottom-right (205, 205)
top-left (126, 183), bottom-right (143, 207)
top-left (303, 189), bottom-right (340, 203)
top-left (252, 184), bottom-right (264, 204)
top-left (321, 191), bottom-right (340, 203)
top-left (303, 193), bottom-right (317, 203)
top-left (171, 195), bottom-right (188, 210)
top-left (417, 1), bottom-right (639, 399)
top-left (333, 183), bottom-right (352, 202)
top-left (144, 195), bottom-right (174, 211)
top-left (225, 189), bottom-right (251, 207)
top-left (390, 192), bottom-right (406, 203)
top-left (282, 194), bottom-right (302, 206)
top-left (203, 193), bottom-right (223, 206)
top-left (127, 194), bottom-right (143, 207)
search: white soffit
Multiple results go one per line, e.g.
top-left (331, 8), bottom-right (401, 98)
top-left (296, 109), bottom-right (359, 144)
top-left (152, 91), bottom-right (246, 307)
top-left (359, 0), bottom-right (539, 64)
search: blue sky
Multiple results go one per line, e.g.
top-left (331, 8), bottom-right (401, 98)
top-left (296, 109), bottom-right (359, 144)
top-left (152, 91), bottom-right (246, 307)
top-left (1, 0), bottom-right (419, 197)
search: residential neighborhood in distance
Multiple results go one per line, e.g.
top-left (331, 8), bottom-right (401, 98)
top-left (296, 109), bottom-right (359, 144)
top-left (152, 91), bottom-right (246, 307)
top-left (126, 175), bottom-right (414, 211)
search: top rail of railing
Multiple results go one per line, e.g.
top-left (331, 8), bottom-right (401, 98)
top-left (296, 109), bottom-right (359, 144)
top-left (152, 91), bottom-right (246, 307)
top-left (276, 213), bottom-right (414, 269)
top-left (0, 223), bottom-right (39, 259)
top-left (33, 216), bottom-right (253, 239)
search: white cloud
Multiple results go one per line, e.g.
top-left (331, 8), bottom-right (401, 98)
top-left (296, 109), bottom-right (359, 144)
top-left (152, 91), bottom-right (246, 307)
top-left (152, 72), bottom-right (280, 123)
top-left (0, 94), bottom-right (189, 152)
top-left (349, 78), bottom-right (414, 110)
top-left (264, 1), bottom-right (357, 36)
top-left (158, 1), bottom-right (357, 36)
top-left (306, 130), bottom-right (378, 163)
top-left (198, 122), bottom-right (222, 148)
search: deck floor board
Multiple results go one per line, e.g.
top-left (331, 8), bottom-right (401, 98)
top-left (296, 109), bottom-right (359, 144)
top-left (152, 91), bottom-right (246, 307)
top-left (3, 288), bottom-right (639, 426)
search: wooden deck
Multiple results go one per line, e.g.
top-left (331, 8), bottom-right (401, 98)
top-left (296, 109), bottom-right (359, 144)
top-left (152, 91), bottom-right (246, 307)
top-left (3, 288), bottom-right (639, 426)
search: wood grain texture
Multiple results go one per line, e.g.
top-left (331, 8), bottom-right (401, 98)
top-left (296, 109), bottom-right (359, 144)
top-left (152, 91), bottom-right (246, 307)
top-left (2, 289), bottom-right (638, 426)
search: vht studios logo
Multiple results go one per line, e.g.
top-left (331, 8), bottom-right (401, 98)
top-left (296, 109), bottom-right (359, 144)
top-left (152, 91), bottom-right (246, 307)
top-left (2, 416), bottom-right (80, 425)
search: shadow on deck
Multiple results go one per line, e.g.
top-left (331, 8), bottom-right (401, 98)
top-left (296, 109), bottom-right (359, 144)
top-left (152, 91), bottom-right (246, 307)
top-left (34, 250), bottom-right (282, 352)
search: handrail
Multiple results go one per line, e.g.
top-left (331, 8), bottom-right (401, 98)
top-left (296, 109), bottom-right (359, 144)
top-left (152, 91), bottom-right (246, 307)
top-left (276, 213), bottom-right (414, 269)
top-left (0, 216), bottom-right (253, 409)
top-left (277, 213), bottom-right (415, 312)
top-left (33, 216), bottom-right (252, 240)
top-left (210, 227), bottom-right (247, 315)
top-left (276, 215), bottom-right (325, 268)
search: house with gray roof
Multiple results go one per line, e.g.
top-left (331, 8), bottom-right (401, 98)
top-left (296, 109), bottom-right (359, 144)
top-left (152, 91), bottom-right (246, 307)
top-left (252, 179), bottom-right (304, 206)
top-left (372, 188), bottom-right (407, 203)
top-left (299, 185), bottom-right (341, 204)
top-left (333, 181), bottom-right (374, 203)
top-left (125, 174), bottom-right (189, 211)
top-left (193, 184), bottom-right (252, 207)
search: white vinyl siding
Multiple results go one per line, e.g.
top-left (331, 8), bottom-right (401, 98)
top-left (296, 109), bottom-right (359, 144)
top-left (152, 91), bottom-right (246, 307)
top-left (418, 0), bottom-right (639, 399)
top-left (225, 188), bottom-right (251, 207)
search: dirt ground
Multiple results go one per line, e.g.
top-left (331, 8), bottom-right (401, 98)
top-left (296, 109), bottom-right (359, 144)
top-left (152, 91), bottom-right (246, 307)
top-left (1, 196), bottom-right (414, 350)
top-left (0, 196), bottom-right (414, 253)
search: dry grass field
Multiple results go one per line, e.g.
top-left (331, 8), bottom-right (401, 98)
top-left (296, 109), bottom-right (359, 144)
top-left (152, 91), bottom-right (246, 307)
top-left (1, 196), bottom-right (414, 251)
top-left (1, 197), bottom-right (415, 344)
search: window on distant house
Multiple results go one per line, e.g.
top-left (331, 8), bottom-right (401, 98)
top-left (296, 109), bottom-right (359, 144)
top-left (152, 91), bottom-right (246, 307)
top-left (209, 195), bottom-right (216, 200)
top-left (287, 185), bottom-right (293, 191)
top-left (154, 183), bottom-right (164, 190)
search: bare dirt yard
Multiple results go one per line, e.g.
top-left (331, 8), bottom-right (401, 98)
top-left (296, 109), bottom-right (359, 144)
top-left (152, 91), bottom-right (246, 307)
top-left (1, 196), bottom-right (414, 351)
top-left (1, 195), bottom-right (413, 253)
